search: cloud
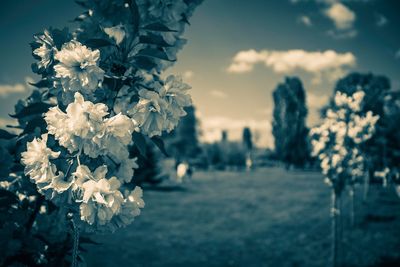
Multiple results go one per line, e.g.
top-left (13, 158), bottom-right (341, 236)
top-left (307, 92), bottom-right (329, 109)
top-left (0, 83), bottom-right (27, 97)
top-left (0, 117), bottom-right (18, 129)
top-left (323, 2), bottom-right (357, 39)
top-left (200, 116), bottom-right (273, 148)
top-left (182, 70), bottom-right (194, 80)
top-left (227, 49), bottom-right (356, 83)
top-left (327, 29), bottom-right (357, 39)
top-left (0, 77), bottom-right (33, 98)
top-left (209, 90), bottom-right (228, 99)
top-left (298, 15), bottom-right (312, 26)
top-left (375, 14), bottom-right (388, 27)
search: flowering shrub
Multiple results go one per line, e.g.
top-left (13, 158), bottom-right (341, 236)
top-left (310, 91), bottom-right (379, 195)
top-left (0, 0), bottom-right (202, 265)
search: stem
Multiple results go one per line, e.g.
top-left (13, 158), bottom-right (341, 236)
top-left (26, 195), bottom-right (44, 233)
top-left (331, 190), bottom-right (339, 267)
top-left (71, 218), bottom-right (80, 267)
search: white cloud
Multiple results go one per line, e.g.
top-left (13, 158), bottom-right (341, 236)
top-left (227, 49), bottom-right (355, 84)
top-left (209, 90), bottom-right (228, 99)
top-left (323, 2), bottom-right (357, 39)
top-left (182, 70), bottom-right (194, 80)
top-left (298, 15), bottom-right (312, 26)
top-left (199, 116), bottom-right (273, 148)
top-left (307, 92), bottom-right (329, 109)
top-left (0, 117), bottom-right (18, 128)
top-left (375, 14), bottom-right (388, 27)
top-left (0, 77), bottom-right (34, 98)
top-left (0, 83), bottom-right (27, 97)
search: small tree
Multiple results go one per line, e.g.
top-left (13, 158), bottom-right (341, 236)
top-left (272, 77), bottom-right (309, 168)
top-left (331, 73), bottom-right (391, 181)
top-left (311, 91), bottom-right (379, 267)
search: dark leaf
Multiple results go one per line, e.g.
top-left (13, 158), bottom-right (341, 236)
top-left (21, 116), bottom-right (47, 135)
top-left (84, 38), bottom-right (114, 49)
top-left (139, 34), bottom-right (172, 47)
top-left (135, 48), bottom-right (175, 62)
top-left (181, 13), bottom-right (190, 25)
top-left (72, 11), bottom-right (90, 22)
top-left (142, 22), bottom-right (177, 32)
top-left (29, 79), bottom-right (51, 88)
top-left (132, 56), bottom-right (157, 71)
top-left (80, 236), bottom-right (100, 245)
top-left (0, 129), bottom-right (17, 140)
top-left (75, 0), bottom-right (89, 8)
top-left (132, 132), bottom-right (147, 157)
top-left (151, 136), bottom-right (169, 157)
top-left (0, 189), bottom-right (18, 208)
top-left (10, 103), bottom-right (53, 119)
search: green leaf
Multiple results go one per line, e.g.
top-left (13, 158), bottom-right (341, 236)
top-left (142, 22), bottom-right (177, 32)
top-left (139, 34), bottom-right (172, 47)
top-left (10, 103), bottom-right (53, 119)
top-left (0, 129), bottom-right (17, 140)
top-left (151, 136), bottom-right (169, 157)
top-left (132, 131), bottom-right (147, 157)
top-left (135, 48), bottom-right (175, 62)
top-left (84, 38), bottom-right (114, 49)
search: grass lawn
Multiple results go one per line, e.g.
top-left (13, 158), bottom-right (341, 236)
top-left (83, 167), bottom-right (400, 267)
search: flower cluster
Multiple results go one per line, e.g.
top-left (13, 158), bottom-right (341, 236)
top-left (20, 0), bottom-right (201, 232)
top-left (130, 75), bottom-right (192, 137)
top-left (310, 91), bottom-right (379, 194)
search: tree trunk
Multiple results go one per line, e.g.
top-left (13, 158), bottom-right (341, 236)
top-left (331, 190), bottom-right (340, 267)
top-left (349, 185), bottom-right (355, 227)
top-left (363, 172), bottom-right (370, 203)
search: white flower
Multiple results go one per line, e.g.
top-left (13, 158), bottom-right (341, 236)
top-left (111, 186), bottom-right (145, 229)
top-left (21, 134), bottom-right (68, 194)
top-left (116, 158), bottom-right (138, 183)
top-left (45, 92), bottom-right (108, 155)
top-left (54, 40), bottom-right (104, 95)
top-left (158, 75), bottom-right (192, 132)
top-left (74, 165), bottom-right (124, 226)
top-left (32, 29), bottom-right (56, 71)
top-left (131, 88), bottom-right (168, 137)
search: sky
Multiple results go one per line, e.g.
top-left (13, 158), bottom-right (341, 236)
top-left (0, 0), bottom-right (399, 148)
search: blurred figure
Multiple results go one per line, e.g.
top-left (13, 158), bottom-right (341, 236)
top-left (176, 161), bottom-right (192, 183)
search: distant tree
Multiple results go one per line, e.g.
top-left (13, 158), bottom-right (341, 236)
top-left (165, 106), bottom-right (201, 162)
top-left (221, 130), bottom-right (228, 143)
top-left (272, 77), bottom-right (310, 168)
top-left (242, 127), bottom-right (253, 151)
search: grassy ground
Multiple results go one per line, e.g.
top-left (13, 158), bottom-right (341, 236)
top-left (83, 167), bottom-right (400, 267)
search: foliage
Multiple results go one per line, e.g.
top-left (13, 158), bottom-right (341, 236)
top-left (242, 127), bottom-right (253, 151)
top-left (329, 73), bottom-right (391, 174)
top-left (310, 91), bottom-right (379, 195)
top-left (272, 77), bottom-right (310, 168)
top-left (164, 105), bottom-right (201, 161)
top-left (0, 0), bottom-right (202, 264)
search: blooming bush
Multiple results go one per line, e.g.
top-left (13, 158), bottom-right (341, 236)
top-left (310, 91), bottom-right (379, 195)
top-left (0, 0), bottom-right (202, 265)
